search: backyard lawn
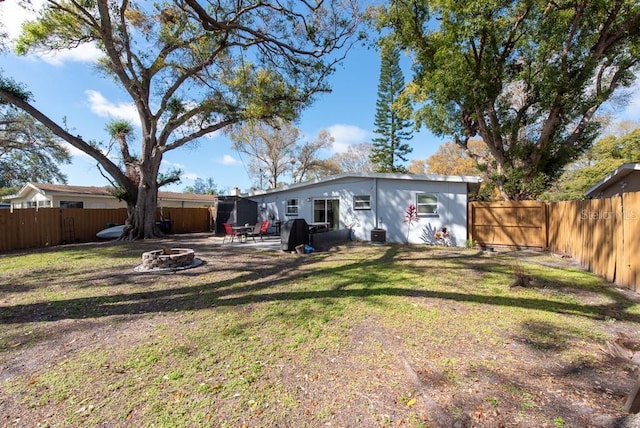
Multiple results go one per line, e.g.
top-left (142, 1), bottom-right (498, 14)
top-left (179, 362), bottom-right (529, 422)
top-left (1, 234), bottom-right (640, 427)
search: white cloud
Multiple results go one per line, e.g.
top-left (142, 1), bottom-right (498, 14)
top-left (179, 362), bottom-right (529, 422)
top-left (1, 0), bottom-right (101, 65)
top-left (326, 124), bottom-right (370, 153)
top-left (62, 143), bottom-right (117, 165)
top-left (37, 44), bottom-right (103, 66)
top-left (161, 160), bottom-right (198, 181)
top-left (219, 154), bottom-right (241, 166)
top-left (85, 90), bottom-right (140, 125)
top-left (0, 0), bottom-right (43, 40)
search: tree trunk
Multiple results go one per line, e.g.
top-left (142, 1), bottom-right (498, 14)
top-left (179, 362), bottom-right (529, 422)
top-left (121, 187), bottom-right (161, 240)
top-left (120, 160), bottom-right (162, 240)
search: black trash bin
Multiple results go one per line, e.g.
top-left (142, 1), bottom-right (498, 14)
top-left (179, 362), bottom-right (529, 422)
top-left (281, 219), bottom-right (309, 251)
top-left (158, 219), bottom-right (172, 233)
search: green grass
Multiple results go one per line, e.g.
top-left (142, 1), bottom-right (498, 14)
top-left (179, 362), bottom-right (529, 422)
top-left (1, 241), bottom-right (638, 426)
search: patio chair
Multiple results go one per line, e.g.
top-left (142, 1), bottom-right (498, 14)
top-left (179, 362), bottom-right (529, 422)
top-left (223, 223), bottom-right (243, 243)
top-left (247, 220), bottom-right (270, 241)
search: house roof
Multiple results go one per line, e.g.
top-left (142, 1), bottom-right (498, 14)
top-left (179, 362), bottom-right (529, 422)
top-left (157, 191), bottom-right (218, 203)
top-left (584, 163), bottom-right (640, 198)
top-left (7, 182), bottom-right (218, 203)
top-left (246, 172), bottom-right (482, 197)
top-left (7, 183), bottom-right (113, 200)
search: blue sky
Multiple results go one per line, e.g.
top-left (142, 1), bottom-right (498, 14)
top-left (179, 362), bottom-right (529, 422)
top-left (2, 1), bottom-right (640, 194)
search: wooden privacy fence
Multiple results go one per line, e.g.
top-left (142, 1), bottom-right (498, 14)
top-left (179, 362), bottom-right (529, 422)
top-left (469, 201), bottom-right (547, 248)
top-left (547, 193), bottom-right (640, 291)
top-left (0, 207), bottom-right (213, 252)
top-left (469, 193), bottom-right (640, 291)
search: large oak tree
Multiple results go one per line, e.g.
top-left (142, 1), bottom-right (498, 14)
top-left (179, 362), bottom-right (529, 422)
top-left (0, 0), bottom-right (362, 238)
top-left (378, 0), bottom-right (640, 200)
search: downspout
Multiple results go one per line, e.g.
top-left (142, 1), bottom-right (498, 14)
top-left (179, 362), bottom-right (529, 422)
top-left (374, 178), bottom-right (379, 228)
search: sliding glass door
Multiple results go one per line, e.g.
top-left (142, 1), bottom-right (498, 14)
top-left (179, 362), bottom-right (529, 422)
top-left (313, 199), bottom-right (339, 230)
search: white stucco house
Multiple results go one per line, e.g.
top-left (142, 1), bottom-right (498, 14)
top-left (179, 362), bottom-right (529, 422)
top-left (246, 173), bottom-right (481, 246)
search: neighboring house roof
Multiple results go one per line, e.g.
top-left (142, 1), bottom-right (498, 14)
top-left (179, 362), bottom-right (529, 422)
top-left (584, 163), bottom-right (640, 198)
top-left (157, 191), bottom-right (218, 204)
top-left (6, 182), bottom-right (114, 200)
top-left (246, 172), bottom-right (482, 197)
top-left (7, 182), bottom-right (217, 203)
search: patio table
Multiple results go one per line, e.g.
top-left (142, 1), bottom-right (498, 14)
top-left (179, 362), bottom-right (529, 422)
top-left (232, 225), bottom-right (253, 243)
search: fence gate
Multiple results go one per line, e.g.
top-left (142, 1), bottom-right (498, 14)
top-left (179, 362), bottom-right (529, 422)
top-left (469, 201), bottom-right (547, 248)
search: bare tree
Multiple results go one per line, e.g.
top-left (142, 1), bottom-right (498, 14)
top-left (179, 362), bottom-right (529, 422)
top-left (230, 119), bottom-right (335, 187)
top-left (291, 130), bottom-right (334, 183)
top-left (230, 119), bottom-right (299, 189)
top-left (328, 143), bottom-right (375, 173)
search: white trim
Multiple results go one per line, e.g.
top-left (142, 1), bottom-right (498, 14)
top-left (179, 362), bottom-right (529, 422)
top-left (247, 172), bottom-right (482, 197)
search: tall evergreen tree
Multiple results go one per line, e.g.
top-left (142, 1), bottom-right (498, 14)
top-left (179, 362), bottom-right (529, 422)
top-left (370, 44), bottom-right (413, 173)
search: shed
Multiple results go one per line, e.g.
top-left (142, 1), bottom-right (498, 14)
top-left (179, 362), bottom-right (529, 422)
top-left (214, 196), bottom-right (258, 235)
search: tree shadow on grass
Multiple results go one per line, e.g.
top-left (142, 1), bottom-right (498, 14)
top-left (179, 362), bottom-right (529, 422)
top-left (2, 244), bottom-right (639, 327)
top-left (0, 242), bottom-right (640, 330)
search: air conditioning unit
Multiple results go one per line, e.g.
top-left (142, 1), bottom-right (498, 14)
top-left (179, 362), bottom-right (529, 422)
top-left (370, 228), bottom-right (386, 244)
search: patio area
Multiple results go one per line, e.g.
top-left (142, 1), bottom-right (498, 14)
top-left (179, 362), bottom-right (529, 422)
top-left (209, 234), bottom-right (283, 251)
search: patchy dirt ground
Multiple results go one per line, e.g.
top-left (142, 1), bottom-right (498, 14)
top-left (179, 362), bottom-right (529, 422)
top-left (2, 235), bottom-right (640, 427)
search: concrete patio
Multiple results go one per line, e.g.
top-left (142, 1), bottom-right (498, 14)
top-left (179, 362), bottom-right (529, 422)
top-left (209, 234), bottom-right (283, 251)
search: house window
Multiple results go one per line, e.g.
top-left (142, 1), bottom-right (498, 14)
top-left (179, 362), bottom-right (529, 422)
top-left (417, 193), bottom-right (438, 215)
top-left (60, 201), bottom-right (84, 208)
top-left (37, 200), bottom-right (51, 208)
top-left (353, 195), bottom-right (371, 210)
top-left (286, 198), bottom-right (299, 216)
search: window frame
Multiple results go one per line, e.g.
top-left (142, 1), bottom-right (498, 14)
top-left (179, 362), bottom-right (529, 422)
top-left (353, 195), bottom-right (371, 210)
top-left (60, 201), bottom-right (84, 209)
top-left (416, 193), bottom-right (438, 216)
top-left (286, 198), bottom-right (299, 216)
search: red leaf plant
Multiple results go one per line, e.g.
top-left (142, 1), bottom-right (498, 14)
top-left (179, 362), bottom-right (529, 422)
top-left (403, 204), bottom-right (419, 243)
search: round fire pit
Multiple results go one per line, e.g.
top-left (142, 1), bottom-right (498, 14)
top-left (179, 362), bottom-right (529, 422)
top-left (135, 247), bottom-right (201, 272)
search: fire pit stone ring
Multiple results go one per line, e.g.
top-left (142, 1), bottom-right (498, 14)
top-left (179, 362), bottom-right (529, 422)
top-left (135, 247), bottom-right (202, 272)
